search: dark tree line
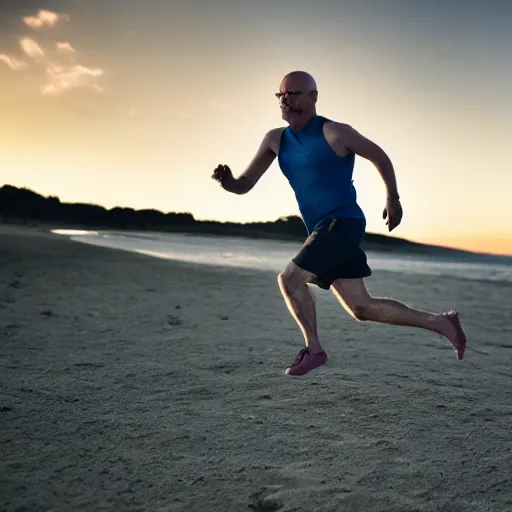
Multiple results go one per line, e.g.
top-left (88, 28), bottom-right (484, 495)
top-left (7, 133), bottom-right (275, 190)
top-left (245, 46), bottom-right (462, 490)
top-left (1, 184), bottom-right (467, 253)
top-left (0, 184), bottom-right (306, 238)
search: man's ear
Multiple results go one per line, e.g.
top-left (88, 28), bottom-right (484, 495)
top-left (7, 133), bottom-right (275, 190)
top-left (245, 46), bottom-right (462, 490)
top-left (310, 90), bottom-right (318, 103)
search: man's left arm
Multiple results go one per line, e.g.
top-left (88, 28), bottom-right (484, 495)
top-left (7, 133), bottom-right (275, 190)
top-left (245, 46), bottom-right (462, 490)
top-left (337, 124), bottom-right (402, 231)
top-left (339, 124), bottom-right (399, 201)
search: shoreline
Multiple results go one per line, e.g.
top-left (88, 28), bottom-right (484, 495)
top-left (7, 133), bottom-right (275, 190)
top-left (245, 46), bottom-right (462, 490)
top-left (4, 223), bottom-right (512, 286)
top-left (3, 217), bottom-right (511, 260)
top-left (49, 226), bottom-right (512, 288)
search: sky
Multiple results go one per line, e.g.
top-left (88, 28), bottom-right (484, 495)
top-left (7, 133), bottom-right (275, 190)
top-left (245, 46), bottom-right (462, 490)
top-left (1, 0), bottom-right (511, 255)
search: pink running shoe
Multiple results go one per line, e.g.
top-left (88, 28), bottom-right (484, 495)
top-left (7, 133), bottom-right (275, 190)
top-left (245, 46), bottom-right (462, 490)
top-left (285, 347), bottom-right (328, 376)
top-left (443, 310), bottom-right (467, 360)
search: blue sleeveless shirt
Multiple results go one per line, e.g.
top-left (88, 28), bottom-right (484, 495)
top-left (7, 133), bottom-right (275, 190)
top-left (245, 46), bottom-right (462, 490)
top-left (277, 115), bottom-right (364, 233)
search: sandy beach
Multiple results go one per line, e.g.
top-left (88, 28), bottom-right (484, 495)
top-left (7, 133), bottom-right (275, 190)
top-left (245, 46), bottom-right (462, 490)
top-left (1, 224), bottom-right (511, 512)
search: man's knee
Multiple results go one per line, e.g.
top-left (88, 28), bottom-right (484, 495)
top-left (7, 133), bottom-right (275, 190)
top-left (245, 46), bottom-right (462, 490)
top-left (277, 269), bottom-right (295, 294)
top-left (348, 300), bottom-right (374, 321)
top-left (277, 263), bottom-right (311, 295)
top-left (351, 303), bottom-right (368, 321)
top-left (331, 279), bottom-right (373, 321)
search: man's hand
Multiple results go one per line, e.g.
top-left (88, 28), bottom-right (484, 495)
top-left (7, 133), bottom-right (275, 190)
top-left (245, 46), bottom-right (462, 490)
top-left (211, 164), bottom-right (253, 194)
top-left (212, 164), bottom-right (233, 188)
top-left (383, 197), bottom-right (403, 232)
top-left (211, 130), bottom-right (278, 195)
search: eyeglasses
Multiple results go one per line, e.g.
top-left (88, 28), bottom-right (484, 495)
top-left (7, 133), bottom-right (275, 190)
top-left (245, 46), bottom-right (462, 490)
top-left (275, 90), bottom-right (304, 99)
top-left (275, 90), bottom-right (317, 99)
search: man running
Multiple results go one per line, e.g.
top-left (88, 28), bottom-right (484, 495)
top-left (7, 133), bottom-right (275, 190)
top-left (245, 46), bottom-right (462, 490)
top-left (212, 70), bottom-right (466, 376)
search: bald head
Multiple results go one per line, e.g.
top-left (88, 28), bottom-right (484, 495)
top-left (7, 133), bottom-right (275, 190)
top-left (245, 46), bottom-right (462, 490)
top-left (278, 71), bottom-right (318, 126)
top-left (280, 71), bottom-right (317, 92)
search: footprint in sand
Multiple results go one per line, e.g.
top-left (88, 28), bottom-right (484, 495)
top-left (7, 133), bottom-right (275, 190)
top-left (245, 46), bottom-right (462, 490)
top-left (248, 488), bottom-right (283, 512)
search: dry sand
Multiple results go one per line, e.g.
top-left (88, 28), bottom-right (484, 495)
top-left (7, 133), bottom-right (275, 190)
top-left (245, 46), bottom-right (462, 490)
top-left (1, 224), bottom-right (511, 512)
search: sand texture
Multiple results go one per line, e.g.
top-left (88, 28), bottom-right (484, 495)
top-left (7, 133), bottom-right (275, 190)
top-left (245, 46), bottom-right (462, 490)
top-left (1, 224), bottom-right (512, 511)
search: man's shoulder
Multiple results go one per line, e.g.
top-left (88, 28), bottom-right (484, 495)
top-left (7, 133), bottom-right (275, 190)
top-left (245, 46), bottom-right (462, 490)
top-left (266, 126), bottom-right (287, 139)
top-left (321, 119), bottom-right (359, 156)
top-left (264, 127), bottom-right (286, 153)
top-left (323, 120), bottom-right (359, 146)
top-left (323, 119), bottom-right (353, 134)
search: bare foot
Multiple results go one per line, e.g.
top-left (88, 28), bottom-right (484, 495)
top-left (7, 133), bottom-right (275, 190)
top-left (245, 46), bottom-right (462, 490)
top-left (435, 310), bottom-right (467, 360)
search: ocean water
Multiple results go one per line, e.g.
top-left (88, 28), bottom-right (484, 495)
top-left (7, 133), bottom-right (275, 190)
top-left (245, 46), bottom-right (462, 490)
top-left (52, 229), bottom-right (512, 285)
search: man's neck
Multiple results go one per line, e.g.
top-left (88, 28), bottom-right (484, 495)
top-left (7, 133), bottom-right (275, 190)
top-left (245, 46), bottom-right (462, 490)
top-left (289, 112), bottom-right (317, 132)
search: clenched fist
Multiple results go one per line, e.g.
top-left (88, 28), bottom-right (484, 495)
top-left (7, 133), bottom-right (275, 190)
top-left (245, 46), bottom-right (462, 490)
top-left (382, 197), bottom-right (403, 232)
top-left (211, 164), bottom-right (233, 188)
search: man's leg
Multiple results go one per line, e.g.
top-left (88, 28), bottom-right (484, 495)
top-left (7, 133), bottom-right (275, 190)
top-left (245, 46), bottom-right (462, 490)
top-left (278, 261), bottom-right (322, 352)
top-left (278, 261), bottom-right (328, 375)
top-left (330, 278), bottom-right (466, 359)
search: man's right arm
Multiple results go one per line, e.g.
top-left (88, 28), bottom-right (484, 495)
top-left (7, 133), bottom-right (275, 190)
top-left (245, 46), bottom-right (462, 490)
top-left (222, 129), bottom-right (278, 195)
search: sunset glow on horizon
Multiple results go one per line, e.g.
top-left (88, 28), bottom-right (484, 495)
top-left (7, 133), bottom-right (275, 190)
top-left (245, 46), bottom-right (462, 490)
top-left (1, 1), bottom-right (511, 256)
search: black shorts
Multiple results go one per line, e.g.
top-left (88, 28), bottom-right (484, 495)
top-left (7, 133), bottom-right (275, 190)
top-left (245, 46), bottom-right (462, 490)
top-left (292, 217), bottom-right (372, 290)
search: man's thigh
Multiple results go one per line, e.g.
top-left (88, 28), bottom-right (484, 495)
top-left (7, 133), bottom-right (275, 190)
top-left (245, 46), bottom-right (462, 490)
top-left (330, 278), bottom-right (371, 309)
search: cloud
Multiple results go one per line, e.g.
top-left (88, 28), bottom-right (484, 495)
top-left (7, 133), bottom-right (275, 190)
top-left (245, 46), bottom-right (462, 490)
top-left (23, 10), bottom-right (69, 29)
top-left (210, 99), bottom-right (234, 111)
top-left (177, 110), bottom-right (188, 118)
top-left (42, 64), bottom-right (104, 95)
top-left (1, 10), bottom-right (103, 96)
top-left (19, 37), bottom-right (44, 60)
top-left (40, 84), bottom-right (58, 95)
top-left (56, 42), bottom-right (75, 54)
top-left (0, 54), bottom-right (27, 71)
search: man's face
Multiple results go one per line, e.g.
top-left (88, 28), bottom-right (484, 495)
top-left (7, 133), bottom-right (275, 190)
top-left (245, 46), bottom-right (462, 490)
top-left (276, 77), bottom-right (316, 122)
